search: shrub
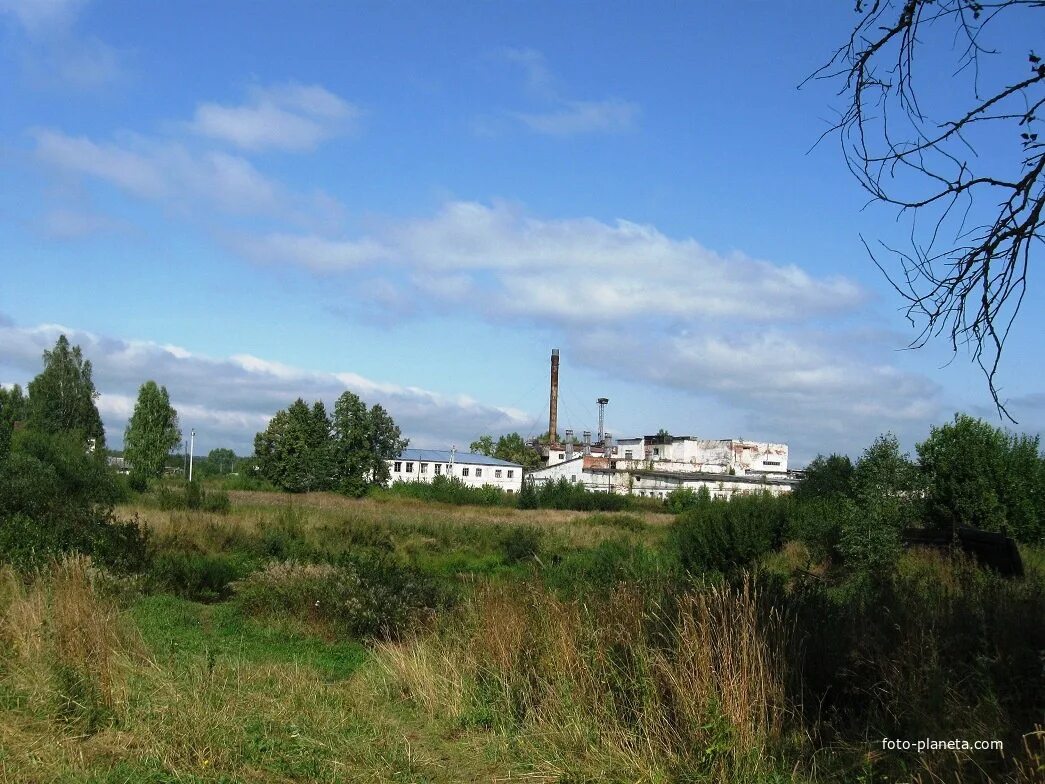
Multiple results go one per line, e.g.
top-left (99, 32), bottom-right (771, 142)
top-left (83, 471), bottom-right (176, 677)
top-left (233, 555), bottom-right (445, 639)
top-left (147, 551), bottom-right (254, 602)
top-left (530, 477), bottom-right (630, 512)
top-left (544, 540), bottom-right (678, 596)
top-left (255, 503), bottom-right (311, 559)
top-left (784, 496), bottom-right (852, 564)
top-left (673, 492), bottom-right (787, 576)
top-left (582, 512), bottom-right (646, 532)
top-left (665, 487), bottom-right (706, 514)
top-left (155, 481), bottom-right (231, 514)
top-left (0, 429), bottom-right (147, 572)
top-left (500, 526), bottom-right (543, 564)
top-left (383, 475), bottom-right (509, 507)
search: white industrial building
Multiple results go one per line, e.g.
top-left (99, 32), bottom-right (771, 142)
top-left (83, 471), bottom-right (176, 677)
top-left (386, 448), bottom-right (524, 493)
top-left (532, 434), bottom-right (794, 500)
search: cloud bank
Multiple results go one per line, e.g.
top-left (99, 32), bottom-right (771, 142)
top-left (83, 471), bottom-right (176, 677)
top-left (0, 319), bottom-right (530, 455)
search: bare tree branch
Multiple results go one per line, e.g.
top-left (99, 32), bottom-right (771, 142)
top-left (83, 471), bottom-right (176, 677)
top-left (808, 0), bottom-right (1045, 420)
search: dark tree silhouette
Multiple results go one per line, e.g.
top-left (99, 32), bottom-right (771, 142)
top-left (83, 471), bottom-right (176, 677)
top-left (811, 1), bottom-right (1044, 419)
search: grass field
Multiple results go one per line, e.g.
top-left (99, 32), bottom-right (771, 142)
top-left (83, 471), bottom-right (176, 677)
top-left (1, 489), bottom-right (1042, 783)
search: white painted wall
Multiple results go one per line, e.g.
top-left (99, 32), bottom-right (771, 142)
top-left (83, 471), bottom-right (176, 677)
top-left (387, 457), bottom-right (523, 492)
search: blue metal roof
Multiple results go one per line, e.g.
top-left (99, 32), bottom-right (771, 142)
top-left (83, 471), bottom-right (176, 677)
top-left (395, 448), bottom-right (522, 468)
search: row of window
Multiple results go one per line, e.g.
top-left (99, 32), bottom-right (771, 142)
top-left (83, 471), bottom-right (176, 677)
top-left (391, 461), bottom-right (514, 479)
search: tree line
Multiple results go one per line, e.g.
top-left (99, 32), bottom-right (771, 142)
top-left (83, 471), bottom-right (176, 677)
top-left (253, 393), bottom-right (408, 496)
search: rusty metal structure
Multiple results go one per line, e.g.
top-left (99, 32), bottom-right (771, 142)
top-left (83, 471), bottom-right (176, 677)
top-left (548, 348), bottom-right (559, 444)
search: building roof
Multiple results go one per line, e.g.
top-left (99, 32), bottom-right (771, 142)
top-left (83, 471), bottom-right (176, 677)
top-left (394, 448), bottom-right (522, 468)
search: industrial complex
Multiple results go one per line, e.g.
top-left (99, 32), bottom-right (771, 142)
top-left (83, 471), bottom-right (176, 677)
top-left (390, 349), bottom-right (801, 500)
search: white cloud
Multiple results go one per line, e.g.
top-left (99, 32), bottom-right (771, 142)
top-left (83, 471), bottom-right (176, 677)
top-left (0, 0), bottom-right (84, 35)
top-left (235, 233), bottom-right (389, 271)
top-left (496, 48), bottom-right (638, 136)
top-left (498, 47), bottom-right (555, 96)
top-left (36, 207), bottom-right (119, 239)
top-left (238, 200), bottom-right (863, 323)
top-left (514, 99), bottom-right (639, 136)
top-left (34, 130), bottom-right (287, 217)
top-left (0, 318), bottom-right (531, 454)
top-left (2, 1), bottom-right (125, 90)
top-left (189, 83), bottom-right (360, 152)
top-left (230, 200), bottom-right (945, 460)
top-left (34, 130), bottom-right (166, 197)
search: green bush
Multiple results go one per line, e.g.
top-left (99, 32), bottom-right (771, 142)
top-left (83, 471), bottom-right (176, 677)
top-left (148, 551), bottom-right (255, 602)
top-left (0, 429), bottom-right (148, 572)
top-left (582, 513), bottom-right (646, 532)
top-left (785, 496), bottom-right (852, 564)
top-left (665, 487), bottom-right (706, 514)
top-left (233, 554), bottom-right (446, 639)
top-left (156, 481), bottom-right (231, 514)
top-left (382, 475), bottom-right (510, 507)
top-left (524, 477), bottom-right (630, 512)
top-left (500, 526), bottom-right (543, 564)
top-left (255, 504), bottom-right (311, 559)
top-left (543, 540), bottom-right (678, 596)
top-left (672, 492), bottom-right (787, 576)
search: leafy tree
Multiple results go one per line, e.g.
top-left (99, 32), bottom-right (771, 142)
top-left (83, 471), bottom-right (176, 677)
top-left (917, 413), bottom-right (1044, 543)
top-left (0, 428), bottom-right (148, 571)
top-left (840, 434), bottom-right (921, 574)
top-left (254, 393), bottom-right (406, 496)
top-left (0, 384), bottom-right (28, 461)
top-left (123, 381), bottom-right (181, 487)
top-left (493, 432), bottom-right (542, 470)
top-left (367, 403), bottom-right (407, 486)
top-left (26, 334), bottom-right (106, 448)
top-left (254, 399), bottom-right (333, 493)
top-left (207, 447), bottom-right (237, 474)
top-left (470, 432), bottom-right (541, 469)
top-left (469, 435), bottom-right (495, 456)
top-left (330, 392), bottom-right (407, 496)
top-left (815, 1), bottom-right (1045, 413)
top-left (793, 454), bottom-right (855, 501)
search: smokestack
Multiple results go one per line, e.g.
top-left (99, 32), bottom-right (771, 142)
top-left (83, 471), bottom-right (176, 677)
top-left (583, 430), bottom-right (591, 456)
top-left (549, 349), bottom-right (559, 443)
top-left (565, 429), bottom-right (574, 460)
top-left (604, 433), bottom-right (613, 456)
top-left (596, 397), bottom-right (609, 443)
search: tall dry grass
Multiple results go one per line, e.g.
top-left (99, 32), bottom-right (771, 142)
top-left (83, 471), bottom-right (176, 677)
top-left (0, 556), bottom-right (141, 732)
top-left (376, 577), bottom-right (794, 782)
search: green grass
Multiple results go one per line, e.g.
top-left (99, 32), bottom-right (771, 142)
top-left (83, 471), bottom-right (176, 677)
top-left (130, 594), bottom-right (369, 680)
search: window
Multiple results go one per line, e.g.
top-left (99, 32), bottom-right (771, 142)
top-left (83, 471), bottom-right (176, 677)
top-left (475, 468), bottom-right (482, 478)
top-left (393, 461), bottom-right (401, 473)
top-left (764, 460), bottom-right (781, 466)
top-left (507, 470), bottom-right (514, 478)
top-left (461, 467), bottom-right (469, 477)
top-left (558, 453), bottom-right (565, 460)
top-left (624, 450), bottom-right (633, 459)
top-left (653, 448), bottom-right (660, 456)
top-left (405, 462), bottom-right (414, 473)
top-left (434, 464), bottom-right (442, 475)
top-left (494, 469), bottom-right (502, 478)
top-left (420, 463), bottom-right (428, 474)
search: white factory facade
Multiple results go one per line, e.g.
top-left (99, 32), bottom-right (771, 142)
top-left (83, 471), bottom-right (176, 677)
top-left (530, 433), bottom-right (795, 500)
top-left (386, 448), bottom-right (524, 493)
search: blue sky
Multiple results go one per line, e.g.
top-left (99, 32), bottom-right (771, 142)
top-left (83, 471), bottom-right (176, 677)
top-left (1, 0), bottom-right (1042, 463)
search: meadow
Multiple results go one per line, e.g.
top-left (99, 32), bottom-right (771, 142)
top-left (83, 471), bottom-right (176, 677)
top-left (1, 487), bottom-right (1042, 783)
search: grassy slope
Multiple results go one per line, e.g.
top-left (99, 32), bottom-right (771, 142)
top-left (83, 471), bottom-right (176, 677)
top-left (0, 494), bottom-right (669, 783)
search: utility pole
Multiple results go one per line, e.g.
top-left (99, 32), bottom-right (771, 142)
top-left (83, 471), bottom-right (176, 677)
top-left (188, 428), bottom-right (196, 483)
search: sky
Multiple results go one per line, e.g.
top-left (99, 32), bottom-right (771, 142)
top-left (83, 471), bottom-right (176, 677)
top-left (1, 0), bottom-right (1043, 464)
